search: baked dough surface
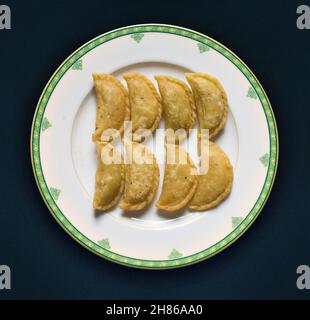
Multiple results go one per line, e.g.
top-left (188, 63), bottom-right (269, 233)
top-left (156, 144), bottom-right (198, 212)
top-left (124, 73), bottom-right (161, 141)
top-left (92, 73), bottom-right (130, 141)
top-left (189, 141), bottom-right (233, 211)
top-left (155, 75), bottom-right (196, 141)
top-left (93, 143), bottom-right (124, 211)
top-left (185, 73), bottom-right (228, 139)
top-left (119, 142), bottom-right (159, 211)
top-left (92, 72), bottom-right (233, 214)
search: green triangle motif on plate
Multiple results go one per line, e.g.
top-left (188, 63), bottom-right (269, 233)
top-left (50, 187), bottom-right (61, 200)
top-left (71, 59), bottom-right (83, 71)
top-left (98, 238), bottom-right (111, 250)
top-left (168, 248), bottom-right (183, 259)
top-left (131, 33), bottom-right (144, 43)
top-left (259, 153), bottom-right (269, 167)
top-left (197, 42), bottom-right (210, 53)
top-left (41, 117), bottom-right (52, 131)
top-left (247, 87), bottom-right (258, 99)
top-left (232, 216), bottom-right (243, 228)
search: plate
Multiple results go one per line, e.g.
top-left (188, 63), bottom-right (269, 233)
top-left (30, 24), bottom-right (278, 269)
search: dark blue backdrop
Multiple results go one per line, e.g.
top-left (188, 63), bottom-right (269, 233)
top-left (0, 0), bottom-right (309, 299)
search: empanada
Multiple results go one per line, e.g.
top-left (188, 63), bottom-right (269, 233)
top-left (189, 141), bottom-right (233, 211)
top-left (156, 144), bottom-right (198, 212)
top-left (92, 73), bottom-right (130, 141)
top-left (185, 73), bottom-right (228, 139)
top-left (123, 73), bottom-right (161, 141)
top-left (119, 142), bottom-right (159, 211)
top-left (93, 143), bottom-right (124, 211)
top-left (155, 75), bottom-right (196, 142)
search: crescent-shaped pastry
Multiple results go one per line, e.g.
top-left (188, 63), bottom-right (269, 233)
top-left (92, 73), bottom-right (130, 141)
top-left (93, 143), bottom-right (124, 211)
top-left (119, 142), bottom-right (159, 211)
top-left (189, 141), bottom-right (233, 211)
top-left (123, 73), bottom-right (161, 141)
top-left (155, 75), bottom-right (196, 142)
top-left (185, 73), bottom-right (228, 139)
top-left (156, 144), bottom-right (198, 212)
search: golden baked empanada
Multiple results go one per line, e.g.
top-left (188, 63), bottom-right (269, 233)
top-left (156, 144), bottom-right (198, 212)
top-left (123, 73), bottom-right (161, 141)
top-left (119, 142), bottom-right (159, 211)
top-left (185, 73), bottom-right (228, 139)
top-left (93, 143), bottom-right (124, 211)
top-left (189, 141), bottom-right (233, 211)
top-left (92, 73), bottom-right (130, 141)
top-left (155, 75), bottom-right (196, 141)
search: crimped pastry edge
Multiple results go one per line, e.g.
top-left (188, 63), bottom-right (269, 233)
top-left (92, 73), bottom-right (130, 142)
top-left (119, 143), bottom-right (160, 211)
top-left (185, 72), bottom-right (228, 140)
top-left (123, 73), bottom-right (162, 142)
top-left (189, 141), bottom-right (233, 211)
top-left (93, 142), bottom-right (125, 211)
top-left (156, 144), bottom-right (198, 212)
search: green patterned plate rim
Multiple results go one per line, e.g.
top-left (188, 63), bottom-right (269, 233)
top-left (30, 24), bottom-right (279, 269)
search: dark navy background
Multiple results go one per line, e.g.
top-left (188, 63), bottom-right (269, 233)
top-left (0, 0), bottom-right (309, 299)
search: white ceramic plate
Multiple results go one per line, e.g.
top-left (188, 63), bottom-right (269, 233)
top-left (31, 24), bottom-right (278, 269)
